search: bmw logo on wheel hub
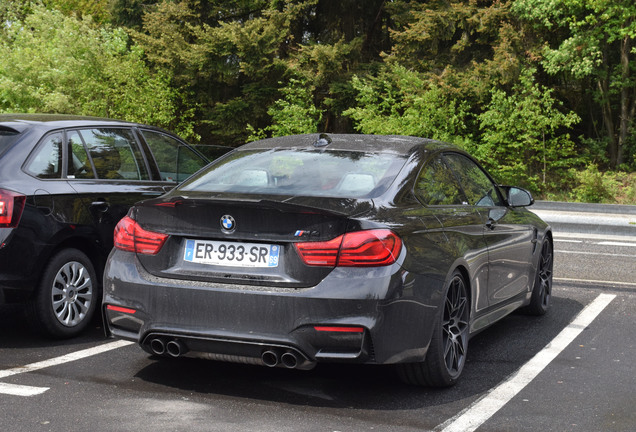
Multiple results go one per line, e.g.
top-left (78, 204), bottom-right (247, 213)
top-left (220, 215), bottom-right (236, 233)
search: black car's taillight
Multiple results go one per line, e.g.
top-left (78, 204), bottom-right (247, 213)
top-left (113, 216), bottom-right (168, 255)
top-left (295, 229), bottom-right (402, 267)
top-left (0, 188), bottom-right (26, 228)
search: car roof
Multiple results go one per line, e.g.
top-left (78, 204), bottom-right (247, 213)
top-left (238, 133), bottom-right (455, 155)
top-left (0, 113), bottom-right (157, 133)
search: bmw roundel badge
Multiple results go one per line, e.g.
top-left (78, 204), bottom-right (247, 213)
top-left (220, 215), bottom-right (235, 232)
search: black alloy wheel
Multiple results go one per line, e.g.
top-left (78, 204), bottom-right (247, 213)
top-left (524, 239), bottom-right (553, 316)
top-left (397, 270), bottom-right (470, 387)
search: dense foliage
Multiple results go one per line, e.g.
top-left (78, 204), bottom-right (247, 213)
top-left (1, 0), bottom-right (635, 203)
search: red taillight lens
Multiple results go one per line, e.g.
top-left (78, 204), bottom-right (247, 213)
top-left (113, 216), bottom-right (168, 255)
top-left (293, 235), bottom-right (342, 266)
top-left (0, 189), bottom-right (26, 228)
top-left (295, 229), bottom-right (402, 267)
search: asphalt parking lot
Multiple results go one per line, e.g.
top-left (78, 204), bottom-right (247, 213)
top-left (1, 206), bottom-right (635, 432)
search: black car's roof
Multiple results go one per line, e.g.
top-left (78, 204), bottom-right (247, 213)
top-left (0, 113), bottom-right (158, 133)
top-left (239, 133), bottom-right (455, 155)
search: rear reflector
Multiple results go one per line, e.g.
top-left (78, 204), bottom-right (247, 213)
top-left (314, 326), bottom-right (364, 333)
top-left (113, 216), bottom-right (168, 255)
top-left (106, 305), bottom-right (137, 314)
top-left (295, 229), bottom-right (402, 267)
top-left (0, 188), bottom-right (26, 228)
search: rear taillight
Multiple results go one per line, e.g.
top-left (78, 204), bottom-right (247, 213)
top-left (0, 188), bottom-right (26, 228)
top-left (113, 216), bottom-right (168, 255)
top-left (295, 229), bottom-right (402, 267)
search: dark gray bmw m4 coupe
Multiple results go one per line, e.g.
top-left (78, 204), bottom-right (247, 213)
top-left (103, 133), bottom-right (553, 387)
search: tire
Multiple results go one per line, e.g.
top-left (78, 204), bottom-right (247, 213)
top-left (523, 239), bottom-right (553, 316)
top-left (397, 270), bottom-right (470, 387)
top-left (28, 248), bottom-right (98, 338)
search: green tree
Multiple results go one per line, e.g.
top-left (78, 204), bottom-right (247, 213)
top-left (386, 0), bottom-right (526, 99)
top-left (513, 0), bottom-right (636, 169)
top-left (477, 70), bottom-right (581, 193)
top-left (0, 5), bottom-right (192, 136)
top-left (130, 0), bottom-right (392, 144)
top-left (131, 0), bottom-right (317, 144)
top-left (44, 0), bottom-right (111, 23)
top-left (249, 76), bottom-right (323, 139)
top-left (343, 64), bottom-right (472, 145)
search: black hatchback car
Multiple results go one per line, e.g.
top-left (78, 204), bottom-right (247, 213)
top-left (0, 114), bottom-right (212, 338)
top-left (103, 134), bottom-right (553, 387)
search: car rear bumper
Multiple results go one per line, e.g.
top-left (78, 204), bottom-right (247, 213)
top-left (103, 250), bottom-right (442, 367)
top-left (0, 227), bottom-right (42, 302)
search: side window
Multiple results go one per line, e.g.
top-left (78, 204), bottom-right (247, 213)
top-left (443, 153), bottom-right (503, 207)
top-left (140, 130), bottom-right (206, 182)
top-left (80, 128), bottom-right (150, 180)
top-left (67, 130), bottom-right (94, 179)
top-left (415, 156), bottom-right (466, 206)
top-left (25, 133), bottom-right (64, 179)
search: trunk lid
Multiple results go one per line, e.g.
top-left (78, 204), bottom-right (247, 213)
top-left (133, 193), bottom-right (374, 287)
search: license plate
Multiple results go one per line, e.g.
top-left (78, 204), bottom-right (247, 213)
top-left (184, 239), bottom-right (280, 268)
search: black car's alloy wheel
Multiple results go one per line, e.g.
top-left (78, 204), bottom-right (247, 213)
top-left (524, 239), bottom-right (553, 316)
top-left (29, 248), bottom-right (98, 338)
top-left (440, 273), bottom-right (470, 378)
top-left (397, 270), bottom-right (469, 387)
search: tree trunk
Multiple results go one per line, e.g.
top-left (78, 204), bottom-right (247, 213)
top-left (618, 31), bottom-right (634, 168)
top-left (598, 77), bottom-right (617, 167)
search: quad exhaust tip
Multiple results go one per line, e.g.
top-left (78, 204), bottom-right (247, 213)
top-left (261, 350), bottom-right (279, 367)
top-left (150, 338), bottom-right (166, 355)
top-left (149, 337), bottom-right (189, 357)
top-left (166, 339), bottom-right (187, 358)
top-left (146, 337), bottom-right (313, 370)
top-left (260, 349), bottom-right (306, 369)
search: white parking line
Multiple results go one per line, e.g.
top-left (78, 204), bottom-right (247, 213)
top-left (0, 339), bottom-right (133, 396)
top-left (556, 249), bottom-right (635, 258)
top-left (0, 383), bottom-right (49, 396)
top-left (555, 277), bottom-right (636, 288)
top-left (554, 233), bottom-right (636, 243)
top-left (437, 293), bottom-right (616, 432)
top-left (597, 241), bottom-right (636, 247)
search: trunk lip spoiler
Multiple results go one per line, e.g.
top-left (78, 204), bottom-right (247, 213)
top-left (147, 194), bottom-right (375, 217)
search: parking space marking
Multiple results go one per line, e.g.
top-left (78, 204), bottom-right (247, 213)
top-left (597, 241), bottom-right (636, 247)
top-left (0, 383), bottom-right (49, 397)
top-left (0, 340), bottom-right (133, 396)
top-left (555, 277), bottom-right (636, 288)
top-left (437, 293), bottom-right (616, 432)
top-left (556, 250), bottom-right (635, 258)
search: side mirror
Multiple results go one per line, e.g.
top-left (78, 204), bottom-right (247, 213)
top-left (501, 186), bottom-right (534, 207)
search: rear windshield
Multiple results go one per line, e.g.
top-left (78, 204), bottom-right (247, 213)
top-left (179, 148), bottom-right (407, 198)
top-left (0, 127), bottom-right (21, 156)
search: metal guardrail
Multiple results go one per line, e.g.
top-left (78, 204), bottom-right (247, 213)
top-left (530, 201), bottom-right (636, 237)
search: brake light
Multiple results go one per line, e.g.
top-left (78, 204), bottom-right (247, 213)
top-left (113, 216), bottom-right (168, 255)
top-left (295, 229), bottom-right (402, 267)
top-left (0, 189), bottom-right (26, 228)
top-left (293, 235), bottom-right (342, 266)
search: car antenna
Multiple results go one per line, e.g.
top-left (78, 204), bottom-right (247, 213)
top-left (313, 133), bottom-right (332, 147)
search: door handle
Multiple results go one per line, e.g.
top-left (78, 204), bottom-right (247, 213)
top-left (91, 201), bottom-right (109, 212)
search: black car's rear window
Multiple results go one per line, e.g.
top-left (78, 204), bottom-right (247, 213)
top-left (179, 148), bottom-right (407, 198)
top-left (0, 127), bottom-right (21, 156)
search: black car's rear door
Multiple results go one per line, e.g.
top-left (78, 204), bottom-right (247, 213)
top-left (64, 127), bottom-right (166, 252)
